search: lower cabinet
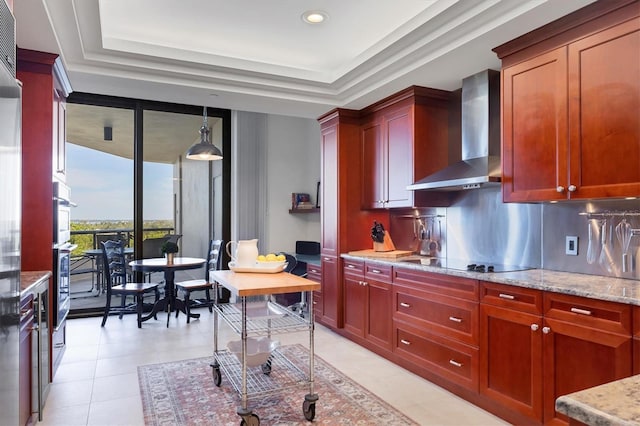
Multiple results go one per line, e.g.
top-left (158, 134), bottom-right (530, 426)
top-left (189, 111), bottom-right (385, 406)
top-left (634, 306), bottom-right (640, 375)
top-left (19, 294), bottom-right (34, 426)
top-left (320, 255), bottom-right (340, 329)
top-left (52, 321), bottom-right (66, 378)
top-left (392, 268), bottom-right (480, 392)
top-left (480, 281), bottom-right (633, 425)
top-left (480, 282), bottom-right (544, 421)
top-left (343, 260), bottom-right (393, 352)
top-left (306, 263), bottom-right (322, 321)
top-left (542, 292), bottom-right (632, 425)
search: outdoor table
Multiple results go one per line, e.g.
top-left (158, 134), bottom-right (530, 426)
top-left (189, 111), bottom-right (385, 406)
top-left (129, 257), bottom-right (206, 327)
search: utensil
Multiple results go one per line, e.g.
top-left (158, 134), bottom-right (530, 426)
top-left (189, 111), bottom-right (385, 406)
top-left (586, 219), bottom-right (597, 264)
top-left (615, 219), bottom-right (632, 272)
top-left (598, 219), bottom-right (612, 273)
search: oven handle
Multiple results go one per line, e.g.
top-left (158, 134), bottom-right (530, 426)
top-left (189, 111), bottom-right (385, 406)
top-left (54, 197), bottom-right (77, 207)
top-left (57, 243), bottom-right (78, 253)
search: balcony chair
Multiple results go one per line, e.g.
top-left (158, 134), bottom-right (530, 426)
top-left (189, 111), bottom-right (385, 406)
top-left (101, 239), bottom-right (160, 328)
top-left (175, 239), bottom-right (227, 323)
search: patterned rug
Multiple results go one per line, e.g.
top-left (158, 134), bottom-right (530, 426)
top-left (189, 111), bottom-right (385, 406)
top-left (138, 344), bottom-right (418, 425)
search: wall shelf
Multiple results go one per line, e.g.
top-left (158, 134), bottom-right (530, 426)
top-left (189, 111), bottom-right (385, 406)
top-left (289, 207), bottom-right (320, 214)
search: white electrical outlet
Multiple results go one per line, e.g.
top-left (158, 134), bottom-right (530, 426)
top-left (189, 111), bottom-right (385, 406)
top-left (566, 236), bottom-right (578, 256)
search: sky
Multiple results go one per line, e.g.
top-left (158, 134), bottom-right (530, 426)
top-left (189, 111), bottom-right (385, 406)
top-left (67, 143), bottom-right (173, 221)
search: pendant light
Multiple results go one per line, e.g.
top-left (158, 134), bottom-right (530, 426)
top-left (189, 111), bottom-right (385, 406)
top-left (185, 106), bottom-right (223, 160)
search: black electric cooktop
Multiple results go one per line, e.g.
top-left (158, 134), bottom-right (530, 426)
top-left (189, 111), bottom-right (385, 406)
top-left (402, 257), bottom-right (532, 273)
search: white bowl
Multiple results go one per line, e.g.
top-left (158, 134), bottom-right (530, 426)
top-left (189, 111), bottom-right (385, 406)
top-left (227, 337), bottom-right (279, 367)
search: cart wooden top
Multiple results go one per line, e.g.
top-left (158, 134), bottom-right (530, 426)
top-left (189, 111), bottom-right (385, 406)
top-left (210, 270), bottom-right (320, 297)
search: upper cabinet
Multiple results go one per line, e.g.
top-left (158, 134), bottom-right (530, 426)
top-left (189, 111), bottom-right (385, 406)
top-left (496, 0), bottom-right (640, 202)
top-left (360, 87), bottom-right (450, 209)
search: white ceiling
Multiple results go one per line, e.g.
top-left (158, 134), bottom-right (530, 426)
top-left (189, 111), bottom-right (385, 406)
top-left (15, 0), bottom-right (596, 119)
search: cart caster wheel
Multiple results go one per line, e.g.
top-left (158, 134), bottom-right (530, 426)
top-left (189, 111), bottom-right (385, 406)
top-left (302, 400), bottom-right (316, 421)
top-left (261, 360), bottom-right (272, 375)
top-left (211, 366), bottom-right (222, 386)
top-left (240, 414), bottom-right (260, 426)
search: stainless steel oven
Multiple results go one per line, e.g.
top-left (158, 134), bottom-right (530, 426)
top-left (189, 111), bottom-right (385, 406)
top-left (52, 180), bottom-right (75, 329)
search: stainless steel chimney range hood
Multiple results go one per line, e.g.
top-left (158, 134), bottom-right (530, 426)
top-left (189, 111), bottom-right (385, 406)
top-left (408, 69), bottom-right (501, 191)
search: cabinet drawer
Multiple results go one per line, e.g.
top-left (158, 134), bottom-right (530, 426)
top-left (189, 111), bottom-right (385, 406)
top-left (394, 284), bottom-right (478, 346)
top-left (365, 262), bottom-right (392, 283)
top-left (395, 322), bottom-right (478, 391)
top-left (393, 267), bottom-right (478, 301)
top-left (306, 264), bottom-right (322, 283)
top-left (544, 292), bottom-right (631, 335)
top-left (481, 281), bottom-right (542, 315)
top-left (312, 292), bottom-right (322, 318)
top-left (343, 259), bottom-right (364, 275)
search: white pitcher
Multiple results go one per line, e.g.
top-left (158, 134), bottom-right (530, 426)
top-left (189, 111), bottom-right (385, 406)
top-left (226, 239), bottom-right (259, 267)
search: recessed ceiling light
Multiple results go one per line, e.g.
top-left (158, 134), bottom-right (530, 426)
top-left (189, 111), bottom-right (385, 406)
top-left (302, 10), bottom-right (328, 24)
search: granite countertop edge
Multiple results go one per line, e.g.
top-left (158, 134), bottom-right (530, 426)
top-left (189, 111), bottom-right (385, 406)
top-left (555, 375), bottom-right (640, 425)
top-left (20, 270), bottom-right (52, 295)
top-left (341, 254), bottom-right (640, 305)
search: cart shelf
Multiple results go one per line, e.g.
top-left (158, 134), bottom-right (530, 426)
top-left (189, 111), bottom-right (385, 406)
top-left (214, 300), bottom-right (309, 336)
top-left (214, 348), bottom-right (308, 398)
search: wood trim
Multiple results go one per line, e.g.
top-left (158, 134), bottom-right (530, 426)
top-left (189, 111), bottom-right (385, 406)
top-left (494, 0), bottom-right (639, 66)
top-left (16, 48), bottom-right (58, 74)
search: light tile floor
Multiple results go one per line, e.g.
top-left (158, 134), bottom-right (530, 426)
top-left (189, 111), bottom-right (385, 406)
top-left (37, 309), bottom-right (510, 426)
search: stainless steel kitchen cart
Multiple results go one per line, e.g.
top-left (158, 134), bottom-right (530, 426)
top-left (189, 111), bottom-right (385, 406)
top-left (209, 270), bottom-right (321, 426)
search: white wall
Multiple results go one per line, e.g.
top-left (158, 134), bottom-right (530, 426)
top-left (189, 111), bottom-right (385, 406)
top-left (232, 112), bottom-right (320, 256)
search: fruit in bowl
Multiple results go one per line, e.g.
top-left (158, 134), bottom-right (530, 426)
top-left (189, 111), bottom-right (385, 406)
top-left (256, 253), bottom-right (286, 263)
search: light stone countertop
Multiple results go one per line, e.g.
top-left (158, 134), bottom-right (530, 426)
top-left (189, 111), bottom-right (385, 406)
top-left (341, 254), bottom-right (640, 305)
top-left (555, 375), bottom-right (640, 426)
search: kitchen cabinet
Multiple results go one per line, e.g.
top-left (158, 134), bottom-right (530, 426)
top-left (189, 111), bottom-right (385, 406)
top-left (480, 282), bottom-right (544, 421)
top-left (392, 267), bottom-right (479, 391)
top-left (342, 260), bottom-right (392, 352)
top-left (305, 263), bottom-right (322, 321)
top-left (497, 2), bottom-right (640, 202)
top-left (542, 292), bottom-right (632, 425)
top-left (17, 48), bottom-right (72, 381)
top-left (480, 282), bottom-right (632, 425)
top-left (318, 109), bottom-right (383, 329)
top-left (19, 294), bottom-right (34, 426)
top-left (360, 87), bottom-right (450, 209)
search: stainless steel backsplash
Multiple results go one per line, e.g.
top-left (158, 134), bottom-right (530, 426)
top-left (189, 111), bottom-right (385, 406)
top-left (390, 187), bottom-right (639, 280)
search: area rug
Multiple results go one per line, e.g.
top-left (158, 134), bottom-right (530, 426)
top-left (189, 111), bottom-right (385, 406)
top-left (138, 344), bottom-right (418, 425)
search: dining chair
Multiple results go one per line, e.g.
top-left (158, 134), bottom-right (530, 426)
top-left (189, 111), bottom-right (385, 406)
top-left (175, 239), bottom-right (224, 323)
top-left (101, 240), bottom-right (161, 328)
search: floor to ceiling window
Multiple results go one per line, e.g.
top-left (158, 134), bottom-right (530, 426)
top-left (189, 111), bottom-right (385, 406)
top-left (65, 94), bottom-right (230, 316)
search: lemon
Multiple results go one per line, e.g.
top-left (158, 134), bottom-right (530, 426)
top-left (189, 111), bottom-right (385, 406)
top-left (266, 253), bottom-right (277, 261)
top-left (257, 255), bottom-right (266, 262)
top-left (276, 254), bottom-right (286, 262)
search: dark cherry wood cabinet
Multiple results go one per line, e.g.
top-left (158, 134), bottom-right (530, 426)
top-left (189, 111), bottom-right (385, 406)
top-left (392, 267), bottom-right (480, 391)
top-left (17, 49), bottom-right (71, 382)
top-left (542, 292), bottom-right (632, 425)
top-left (360, 87), bottom-right (450, 209)
top-left (480, 282), bottom-right (544, 421)
top-left (306, 263), bottom-right (322, 321)
top-left (342, 260), bottom-right (393, 352)
top-left (496, 1), bottom-right (640, 202)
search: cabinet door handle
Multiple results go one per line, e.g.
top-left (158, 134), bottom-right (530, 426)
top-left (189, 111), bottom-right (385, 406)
top-left (449, 359), bottom-right (463, 368)
top-left (542, 326), bottom-right (551, 334)
top-left (568, 185), bottom-right (577, 192)
top-left (323, 257), bottom-right (331, 262)
top-left (400, 302), bottom-right (411, 308)
top-left (531, 324), bottom-right (539, 331)
top-left (312, 301), bottom-right (317, 305)
top-left (370, 269), bottom-right (381, 274)
top-left (400, 339), bottom-right (411, 345)
top-left (347, 264), bottom-right (356, 269)
top-left (362, 281), bottom-right (368, 286)
top-left (448, 316), bottom-right (463, 323)
top-left (556, 186), bottom-right (565, 193)
top-left (570, 307), bottom-right (592, 316)
top-left (498, 293), bottom-right (515, 300)
top-left (310, 269), bottom-right (317, 273)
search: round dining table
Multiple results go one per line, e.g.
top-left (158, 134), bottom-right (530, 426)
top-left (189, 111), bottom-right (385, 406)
top-left (129, 257), bottom-right (206, 327)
